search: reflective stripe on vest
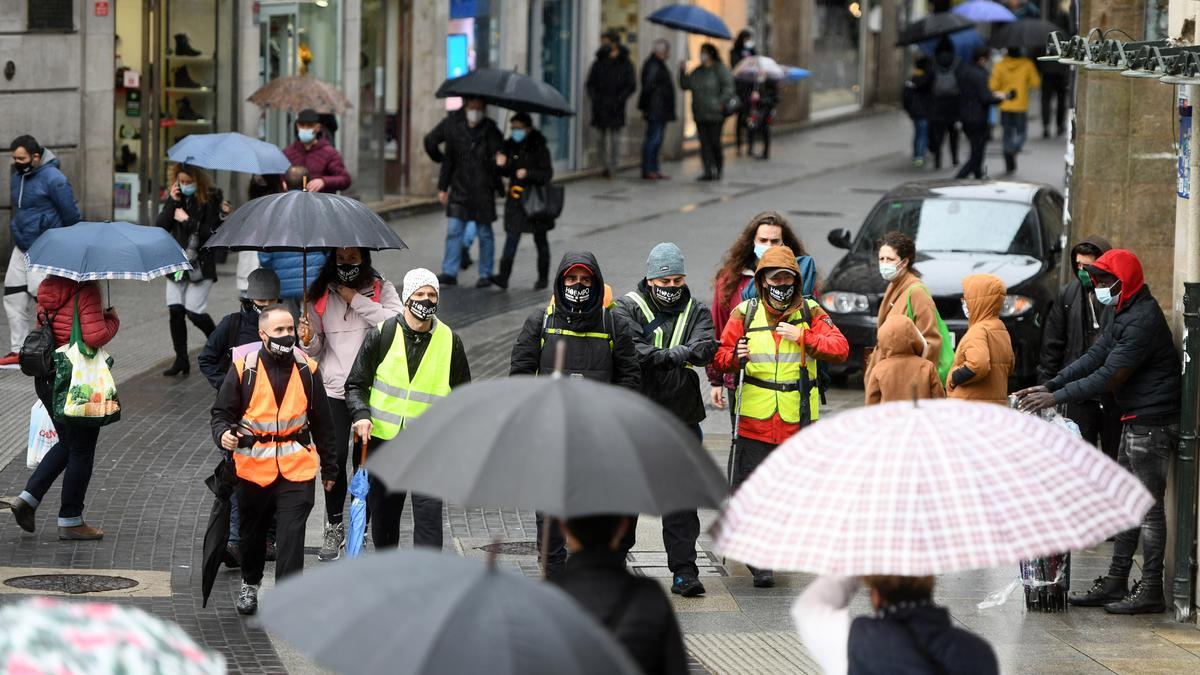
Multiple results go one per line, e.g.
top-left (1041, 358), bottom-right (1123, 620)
top-left (624, 291), bottom-right (694, 368)
top-left (368, 319), bottom-right (454, 440)
top-left (232, 353), bottom-right (319, 488)
top-left (738, 299), bottom-right (820, 424)
top-left (539, 304), bottom-right (614, 348)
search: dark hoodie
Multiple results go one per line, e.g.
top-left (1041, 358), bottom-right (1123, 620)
top-left (586, 44), bottom-right (637, 129)
top-left (510, 251), bottom-right (640, 389)
top-left (1038, 234), bottom-right (1113, 383)
top-left (1047, 249), bottom-right (1181, 423)
top-left (848, 604), bottom-right (999, 675)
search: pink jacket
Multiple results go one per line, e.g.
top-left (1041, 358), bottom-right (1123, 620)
top-left (303, 279), bottom-right (403, 398)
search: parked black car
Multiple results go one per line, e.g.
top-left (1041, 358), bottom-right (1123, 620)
top-left (820, 179), bottom-right (1065, 384)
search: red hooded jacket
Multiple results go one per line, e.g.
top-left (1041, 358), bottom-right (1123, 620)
top-left (1090, 249), bottom-right (1144, 313)
top-left (36, 276), bottom-right (119, 349)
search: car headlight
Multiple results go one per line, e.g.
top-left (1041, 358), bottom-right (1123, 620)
top-left (1000, 295), bottom-right (1034, 317)
top-left (819, 291), bottom-right (870, 314)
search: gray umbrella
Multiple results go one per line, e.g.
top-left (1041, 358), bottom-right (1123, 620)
top-left (365, 375), bottom-right (728, 517)
top-left (259, 549), bottom-right (639, 675)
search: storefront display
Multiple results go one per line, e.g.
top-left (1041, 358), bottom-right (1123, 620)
top-left (811, 0), bottom-right (863, 113)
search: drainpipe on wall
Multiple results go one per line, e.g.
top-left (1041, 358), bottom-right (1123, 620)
top-left (1175, 282), bottom-right (1199, 622)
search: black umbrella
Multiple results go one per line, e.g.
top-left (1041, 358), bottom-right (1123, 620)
top-left (203, 190), bottom-right (408, 252)
top-left (260, 549), bottom-right (639, 675)
top-left (436, 68), bottom-right (574, 117)
top-left (365, 375), bottom-right (728, 518)
top-left (201, 457), bottom-right (237, 608)
top-left (990, 18), bottom-right (1061, 49)
top-left (896, 12), bottom-right (976, 46)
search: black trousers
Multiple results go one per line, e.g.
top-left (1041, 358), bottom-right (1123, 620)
top-left (365, 438), bottom-right (443, 549)
top-left (928, 119), bottom-right (960, 168)
top-left (732, 436), bottom-right (777, 574)
top-left (324, 397), bottom-right (361, 524)
top-left (1041, 73), bottom-right (1068, 133)
top-left (956, 124), bottom-right (988, 179)
top-left (1065, 400), bottom-right (1123, 462)
top-left (697, 121), bottom-right (725, 177)
top-left (238, 476), bottom-right (314, 586)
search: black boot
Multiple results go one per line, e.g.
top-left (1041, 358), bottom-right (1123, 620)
top-left (163, 305), bottom-right (190, 377)
top-left (173, 66), bottom-right (202, 89)
top-left (174, 33), bottom-right (202, 57)
top-left (1104, 580), bottom-right (1166, 614)
top-left (187, 311), bottom-right (216, 338)
top-left (176, 98), bottom-right (201, 121)
top-left (493, 257), bottom-right (513, 290)
top-left (1003, 153), bottom-right (1016, 176)
top-left (1068, 575), bottom-right (1128, 607)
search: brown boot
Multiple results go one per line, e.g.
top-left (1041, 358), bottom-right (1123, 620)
top-left (59, 523), bottom-right (104, 541)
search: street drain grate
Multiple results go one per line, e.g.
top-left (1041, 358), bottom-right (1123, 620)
top-left (475, 541), bottom-right (539, 556)
top-left (5, 574), bottom-right (138, 594)
top-left (788, 209), bottom-right (843, 218)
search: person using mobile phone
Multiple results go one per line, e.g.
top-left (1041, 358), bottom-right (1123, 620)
top-left (990, 46), bottom-right (1041, 176)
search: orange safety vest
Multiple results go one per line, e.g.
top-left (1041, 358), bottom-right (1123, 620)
top-left (232, 351), bottom-right (319, 487)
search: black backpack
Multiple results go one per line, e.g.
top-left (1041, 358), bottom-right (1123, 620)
top-left (19, 308), bottom-right (59, 378)
top-left (932, 59), bottom-right (960, 99)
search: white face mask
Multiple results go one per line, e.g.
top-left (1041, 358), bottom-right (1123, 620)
top-left (879, 263), bottom-right (901, 281)
top-left (744, 40), bottom-right (756, 50)
top-left (466, 109), bottom-right (484, 125)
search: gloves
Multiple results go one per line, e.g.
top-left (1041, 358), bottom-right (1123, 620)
top-left (664, 345), bottom-right (692, 367)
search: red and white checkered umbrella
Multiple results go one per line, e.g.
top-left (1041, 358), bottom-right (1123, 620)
top-left (712, 400), bottom-right (1153, 576)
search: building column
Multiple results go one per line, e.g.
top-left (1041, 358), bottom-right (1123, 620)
top-left (772, 0), bottom-right (812, 125)
top-left (407, 0), bottom-right (448, 195)
top-left (341, 0), bottom-right (362, 186)
top-left (80, 4), bottom-right (116, 221)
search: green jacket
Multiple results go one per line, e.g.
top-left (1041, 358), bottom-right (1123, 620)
top-left (680, 63), bottom-right (734, 123)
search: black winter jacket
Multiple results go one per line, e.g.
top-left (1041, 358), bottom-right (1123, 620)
top-left (345, 316), bottom-right (472, 423)
top-left (499, 129), bottom-right (554, 235)
top-left (509, 251), bottom-right (640, 389)
top-left (848, 604), bottom-right (998, 675)
top-left (903, 57), bottom-right (934, 120)
top-left (638, 55), bottom-right (677, 122)
top-left (1038, 279), bottom-right (1104, 384)
top-left (586, 45), bottom-right (637, 129)
top-left (554, 550), bottom-right (688, 675)
top-left (198, 306), bottom-right (264, 389)
top-left (423, 110), bottom-right (505, 223)
top-left (156, 186), bottom-right (223, 281)
top-left (611, 281), bottom-right (717, 425)
top-left (956, 62), bottom-right (996, 128)
top-left (1048, 286), bottom-right (1181, 423)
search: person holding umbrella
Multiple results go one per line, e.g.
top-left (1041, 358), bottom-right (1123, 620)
top-left (586, 30), bottom-right (637, 179)
top-left (210, 304), bottom-right (338, 616)
top-left (156, 163), bottom-right (226, 377)
top-left (493, 113), bottom-right (554, 291)
top-left (284, 108), bottom-right (352, 194)
top-left (345, 268), bottom-right (471, 551)
top-left (680, 44), bottom-right (735, 181)
top-left (299, 248), bottom-right (403, 561)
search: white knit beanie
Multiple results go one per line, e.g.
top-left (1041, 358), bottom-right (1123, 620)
top-left (401, 268), bottom-right (439, 304)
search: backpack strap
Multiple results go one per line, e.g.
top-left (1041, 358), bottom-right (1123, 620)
top-left (240, 350), bottom-right (259, 397)
top-left (743, 298), bottom-right (771, 333)
top-left (377, 316), bottom-right (400, 363)
top-left (239, 349), bottom-right (316, 414)
top-left (226, 314), bottom-right (241, 354)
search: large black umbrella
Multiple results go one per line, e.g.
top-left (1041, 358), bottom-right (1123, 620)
top-left (260, 549), bottom-right (639, 675)
top-left (203, 190), bottom-right (407, 252)
top-left (365, 375), bottom-right (727, 517)
top-left (896, 12), bottom-right (976, 46)
top-left (989, 18), bottom-right (1061, 49)
top-left (436, 68), bottom-right (574, 116)
top-left (200, 457), bottom-right (237, 608)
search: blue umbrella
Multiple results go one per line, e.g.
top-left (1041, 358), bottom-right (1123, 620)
top-left (953, 0), bottom-right (1017, 23)
top-left (785, 67), bottom-right (813, 81)
top-left (25, 221), bottom-right (190, 281)
top-left (648, 4), bottom-right (732, 40)
top-left (346, 438), bottom-right (369, 558)
top-left (920, 28), bottom-right (987, 63)
top-left (167, 132), bottom-right (291, 175)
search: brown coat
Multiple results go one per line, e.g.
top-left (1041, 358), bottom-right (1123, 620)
top-left (948, 274), bottom-right (1014, 404)
top-left (865, 314), bottom-right (946, 404)
top-left (866, 269), bottom-right (942, 381)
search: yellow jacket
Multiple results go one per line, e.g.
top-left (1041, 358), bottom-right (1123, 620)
top-left (989, 56), bottom-right (1041, 113)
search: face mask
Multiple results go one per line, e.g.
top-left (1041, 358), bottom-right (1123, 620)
top-left (1095, 285), bottom-right (1119, 306)
top-left (241, 299), bottom-right (269, 314)
top-left (879, 263), bottom-right (900, 281)
top-left (179, 182), bottom-right (197, 197)
top-left (767, 283), bottom-right (795, 306)
top-left (12, 162), bottom-right (32, 176)
top-left (753, 243), bottom-right (770, 260)
top-left (563, 283), bottom-right (592, 306)
top-left (466, 109), bottom-right (484, 125)
top-left (511, 129), bottom-right (527, 143)
top-left (1076, 269), bottom-right (1093, 289)
top-left (744, 40), bottom-right (756, 50)
top-left (336, 263), bottom-right (362, 284)
top-left (651, 284), bottom-right (684, 306)
top-left (265, 334), bottom-right (296, 358)
top-left (297, 128), bottom-right (317, 144)
top-left (409, 298), bottom-right (438, 321)
top-left (961, 299), bottom-right (971, 319)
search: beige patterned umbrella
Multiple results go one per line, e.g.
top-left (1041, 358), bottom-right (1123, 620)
top-left (248, 75), bottom-right (352, 114)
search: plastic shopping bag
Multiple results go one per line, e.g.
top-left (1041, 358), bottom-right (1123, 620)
top-left (26, 400), bottom-right (57, 468)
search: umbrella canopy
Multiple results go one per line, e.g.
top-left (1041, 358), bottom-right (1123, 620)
top-left (952, 0), bottom-right (1017, 23)
top-left (920, 29), bottom-right (987, 64)
top-left (897, 11), bottom-right (976, 46)
top-left (260, 549), bottom-right (639, 675)
top-left (0, 597), bottom-right (224, 673)
top-left (732, 55), bottom-right (787, 81)
top-left (647, 4), bottom-right (732, 40)
top-left (248, 75), bottom-right (352, 114)
top-left (167, 132), bottom-right (290, 175)
top-left (435, 68), bottom-right (574, 116)
top-left (365, 375), bottom-right (727, 517)
top-left (990, 18), bottom-right (1062, 49)
top-left (203, 191), bottom-right (408, 252)
top-left (201, 457), bottom-right (237, 607)
top-left (712, 400), bottom-right (1153, 576)
top-left (26, 221), bottom-right (190, 281)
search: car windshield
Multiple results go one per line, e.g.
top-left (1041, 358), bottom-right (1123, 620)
top-left (856, 198), bottom-right (1040, 256)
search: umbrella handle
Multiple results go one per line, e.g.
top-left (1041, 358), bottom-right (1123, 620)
top-left (360, 437), bottom-right (368, 467)
top-left (540, 516), bottom-right (553, 580)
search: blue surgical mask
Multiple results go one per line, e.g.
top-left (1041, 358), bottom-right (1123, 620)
top-left (753, 243), bottom-right (770, 260)
top-left (1095, 285), bottom-right (1119, 306)
top-left (879, 263), bottom-right (900, 281)
top-left (511, 129), bottom-right (527, 143)
top-left (297, 128), bottom-right (317, 144)
top-left (179, 182), bottom-right (197, 197)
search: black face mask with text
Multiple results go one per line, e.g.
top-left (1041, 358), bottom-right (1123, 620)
top-left (563, 283), bottom-right (592, 307)
top-left (767, 283), bottom-right (795, 307)
top-left (265, 334), bottom-right (296, 358)
top-left (336, 263), bottom-right (363, 284)
top-left (409, 298), bottom-right (438, 321)
top-left (651, 284), bottom-right (685, 306)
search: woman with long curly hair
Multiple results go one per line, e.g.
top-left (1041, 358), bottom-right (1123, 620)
top-left (707, 211), bottom-right (808, 416)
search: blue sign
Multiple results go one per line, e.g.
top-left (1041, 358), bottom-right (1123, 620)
top-left (450, 0), bottom-right (477, 19)
top-left (447, 34), bottom-right (469, 79)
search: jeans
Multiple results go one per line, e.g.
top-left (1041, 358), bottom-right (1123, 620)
top-left (442, 217), bottom-right (494, 279)
top-left (697, 121), bottom-right (724, 177)
top-left (1109, 423), bottom-right (1177, 585)
top-left (912, 118), bottom-right (929, 162)
top-left (238, 476), bottom-right (314, 585)
top-left (597, 127), bottom-right (621, 172)
top-left (20, 377), bottom-right (100, 526)
top-left (642, 120), bottom-right (666, 174)
top-left (1000, 112), bottom-right (1028, 155)
top-left (956, 124), bottom-right (988, 179)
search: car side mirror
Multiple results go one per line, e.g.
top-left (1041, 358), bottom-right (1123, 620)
top-left (828, 228), bottom-right (852, 250)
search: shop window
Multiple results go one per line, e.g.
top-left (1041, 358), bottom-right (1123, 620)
top-left (28, 0), bottom-right (74, 32)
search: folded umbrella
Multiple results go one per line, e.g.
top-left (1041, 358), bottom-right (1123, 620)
top-left (712, 399), bottom-right (1153, 576)
top-left (260, 549), bottom-right (639, 675)
top-left (25, 221), bottom-right (190, 281)
top-left (346, 438), bottom-right (369, 559)
top-left (248, 74), bottom-right (352, 114)
top-left (201, 456), bottom-right (237, 608)
top-left (435, 68), bottom-right (573, 116)
top-left (990, 18), bottom-right (1062, 49)
top-left (203, 191), bottom-right (407, 252)
top-left (167, 132), bottom-right (290, 175)
top-left (648, 4), bottom-right (733, 40)
top-left (952, 0), bottom-right (1018, 23)
top-left (897, 11), bottom-right (976, 46)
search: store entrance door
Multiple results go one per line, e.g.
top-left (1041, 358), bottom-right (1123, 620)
top-left (259, 3), bottom-right (302, 148)
top-left (528, 0), bottom-right (578, 170)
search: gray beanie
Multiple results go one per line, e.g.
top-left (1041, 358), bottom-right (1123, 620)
top-left (645, 242), bottom-right (685, 280)
top-left (246, 268), bottom-right (281, 300)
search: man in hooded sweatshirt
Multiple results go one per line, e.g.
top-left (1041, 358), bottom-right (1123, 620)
top-left (1038, 235), bottom-right (1122, 460)
top-left (612, 243), bottom-right (718, 597)
top-left (947, 274), bottom-right (1014, 404)
top-left (1018, 249), bottom-right (1181, 615)
top-left (714, 245), bottom-right (849, 588)
top-left (510, 251), bottom-right (641, 577)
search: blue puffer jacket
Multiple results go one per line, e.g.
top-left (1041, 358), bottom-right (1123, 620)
top-left (10, 149), bottom-right (81, 251)
top-left (258, 251), bottom-right (328, 300)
